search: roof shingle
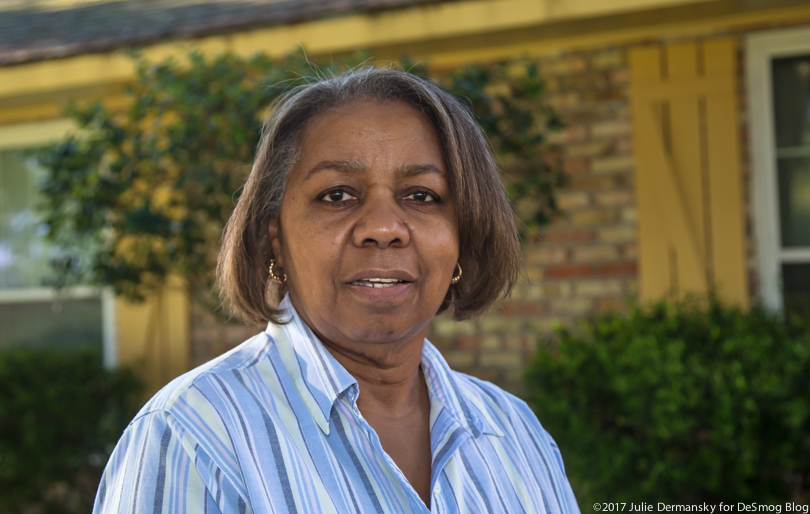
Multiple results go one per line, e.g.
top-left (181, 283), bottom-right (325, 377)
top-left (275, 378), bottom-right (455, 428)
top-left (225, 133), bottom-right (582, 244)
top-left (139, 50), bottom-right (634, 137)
top-left (0, 0), bottom-right (451, 66)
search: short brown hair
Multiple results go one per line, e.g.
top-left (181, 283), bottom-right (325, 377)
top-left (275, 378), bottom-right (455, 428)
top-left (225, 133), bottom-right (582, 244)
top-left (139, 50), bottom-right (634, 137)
top-left (217, 66), bottom-right (521, 326)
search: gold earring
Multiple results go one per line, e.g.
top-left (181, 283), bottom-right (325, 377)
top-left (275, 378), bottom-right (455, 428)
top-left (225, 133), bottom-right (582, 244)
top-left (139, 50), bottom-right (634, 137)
top-left (268, 259), bottom-right (287, 284)
top-left (451, 263), bottom-right (462, 284)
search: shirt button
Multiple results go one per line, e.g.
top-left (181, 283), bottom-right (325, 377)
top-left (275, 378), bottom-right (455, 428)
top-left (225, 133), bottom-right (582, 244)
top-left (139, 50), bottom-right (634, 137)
top-left (434, 483), bottom-right (442, 495)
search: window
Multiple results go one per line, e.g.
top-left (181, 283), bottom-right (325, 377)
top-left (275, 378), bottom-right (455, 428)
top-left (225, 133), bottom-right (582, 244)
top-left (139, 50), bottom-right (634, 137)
top-left (0, 120), bottom-right (115, 363)
top-left (748, 27), bottom-right (810, 312)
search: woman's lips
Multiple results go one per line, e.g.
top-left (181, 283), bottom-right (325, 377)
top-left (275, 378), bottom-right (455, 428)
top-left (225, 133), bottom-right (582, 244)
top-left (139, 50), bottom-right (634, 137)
top-left (346, 270), bottom-right (415, 299)
top-left (344, 270), bottom-right (416, 284)
top-left (349, 278), bottom-right (407, 288)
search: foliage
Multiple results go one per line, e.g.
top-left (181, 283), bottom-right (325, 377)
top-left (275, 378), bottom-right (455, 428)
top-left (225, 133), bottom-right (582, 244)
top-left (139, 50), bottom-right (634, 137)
top-left (37, 51), bottom-right (562, 303)
top-left (0, 347), bottom-right (141, 513)
top-left (525, 298), bottom-right (810, 505)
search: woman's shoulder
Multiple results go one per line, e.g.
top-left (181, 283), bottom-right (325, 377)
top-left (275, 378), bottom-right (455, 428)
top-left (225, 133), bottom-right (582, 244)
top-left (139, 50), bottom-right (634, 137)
top-left (423, 341), bottom-right (548, 438)
top-left (135, 331), bottom-right (272, 419)
top-left (450, 369), bottom-right (573, 483)
top-left (449, 367), bottom-right (565, 452)
top-left (451, 369), bottom-right (542, 427)
top-left (95, 335), bottom-right (273, 514)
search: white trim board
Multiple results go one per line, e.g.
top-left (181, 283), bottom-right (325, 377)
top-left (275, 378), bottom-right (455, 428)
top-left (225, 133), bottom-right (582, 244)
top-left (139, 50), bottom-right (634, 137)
top-left (0, 119), bottom-right (75, 151)
top-left (746, 26), bottom-right (810, 311)
top-left (0, 286), bottom-right (99, 303)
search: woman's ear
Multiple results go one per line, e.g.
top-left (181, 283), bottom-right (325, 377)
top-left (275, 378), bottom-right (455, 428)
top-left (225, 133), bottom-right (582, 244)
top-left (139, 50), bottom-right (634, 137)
top-left (268, 216), bottom-right (284, 267)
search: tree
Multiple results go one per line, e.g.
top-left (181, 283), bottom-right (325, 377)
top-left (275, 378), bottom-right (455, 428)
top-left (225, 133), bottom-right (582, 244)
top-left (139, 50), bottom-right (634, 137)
top-left (37, 51), bottom-right (562, 305)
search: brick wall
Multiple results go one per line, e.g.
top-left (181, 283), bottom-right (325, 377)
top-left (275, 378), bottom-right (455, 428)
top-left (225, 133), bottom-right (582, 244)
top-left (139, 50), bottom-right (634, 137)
top-left (427, 46), bottom-right (638, 396)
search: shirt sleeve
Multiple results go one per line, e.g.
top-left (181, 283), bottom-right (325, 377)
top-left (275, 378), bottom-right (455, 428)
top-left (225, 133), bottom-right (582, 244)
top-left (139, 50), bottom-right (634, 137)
top-left (92, 411), bottom-right (231, 514)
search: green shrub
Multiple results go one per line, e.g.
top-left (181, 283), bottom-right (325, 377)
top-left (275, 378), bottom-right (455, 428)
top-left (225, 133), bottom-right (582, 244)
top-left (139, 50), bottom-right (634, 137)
top-left (526, 298), bottom-right (810, 505)
top-left (0, 347), bottom-right (141, 513)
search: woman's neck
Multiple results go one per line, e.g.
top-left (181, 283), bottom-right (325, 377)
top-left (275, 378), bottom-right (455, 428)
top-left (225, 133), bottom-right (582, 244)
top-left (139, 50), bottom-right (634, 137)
top-left (321, 334), bottom-right (427, 415)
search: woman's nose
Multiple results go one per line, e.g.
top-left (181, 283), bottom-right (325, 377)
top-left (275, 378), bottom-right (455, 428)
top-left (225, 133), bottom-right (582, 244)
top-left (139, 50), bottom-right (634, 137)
top-left (351, 193), bottom-right (411, 248)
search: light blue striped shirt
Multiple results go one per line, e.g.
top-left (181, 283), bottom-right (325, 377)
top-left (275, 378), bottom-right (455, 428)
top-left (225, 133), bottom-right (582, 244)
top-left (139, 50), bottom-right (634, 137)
top-left (94, 297), bottom-right (580, 513)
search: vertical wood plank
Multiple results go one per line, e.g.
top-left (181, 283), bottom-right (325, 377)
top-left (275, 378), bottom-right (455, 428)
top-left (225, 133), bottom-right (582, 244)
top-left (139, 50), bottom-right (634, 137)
top-left (704, 38), bottom-right (749, 307)
top-left (667, 41), bottom-right (709, 294)
top-left (116, 275), bottom-right (190, 397)
top-left (637, 101), bottom-right (708, 292)
top-left (631, 46), bottom-right (672, 300)
top-left (631, 46), bottom-right (664, 82)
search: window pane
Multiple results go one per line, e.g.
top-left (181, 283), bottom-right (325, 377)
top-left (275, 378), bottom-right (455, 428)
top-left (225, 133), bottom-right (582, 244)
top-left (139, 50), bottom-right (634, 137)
top-left (772, 55), bottom-right (810, 149)
top-left (782, 263), bottom-right (810, 314)
top-left (0, 150), bottom-right (52, 289)
top-left (0, 147), bottom-right (103, 353)
top-left (777, 156), bottom-right (810, 247)
top-left (0, 297), bottom-right (102, 350)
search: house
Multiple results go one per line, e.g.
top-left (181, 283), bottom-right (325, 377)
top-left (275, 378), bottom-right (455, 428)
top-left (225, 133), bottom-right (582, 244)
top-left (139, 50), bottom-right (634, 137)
top-left (1, 0), bottom-right (808, 395)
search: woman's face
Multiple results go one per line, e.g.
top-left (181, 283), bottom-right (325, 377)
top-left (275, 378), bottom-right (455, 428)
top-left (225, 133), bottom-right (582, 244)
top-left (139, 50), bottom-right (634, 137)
top-left (269, 98), bottom-right (459, 352)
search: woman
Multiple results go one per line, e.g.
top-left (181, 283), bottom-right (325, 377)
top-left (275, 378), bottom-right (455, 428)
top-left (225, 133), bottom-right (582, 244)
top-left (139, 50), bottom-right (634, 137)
top-left (94, 67), bottom-right (580, 513)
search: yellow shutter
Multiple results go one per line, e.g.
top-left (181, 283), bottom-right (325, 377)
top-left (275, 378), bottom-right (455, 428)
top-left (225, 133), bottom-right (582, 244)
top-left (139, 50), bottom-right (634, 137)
top-left (115, 274), bottom-right (190, 395)
top-left (630, 38), bottom-right (748, 307)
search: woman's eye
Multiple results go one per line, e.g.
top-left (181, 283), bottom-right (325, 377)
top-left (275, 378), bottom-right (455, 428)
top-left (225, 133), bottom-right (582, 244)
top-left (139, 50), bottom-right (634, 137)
top-left (321, 190), bottom-right (356, 203)
top-left (405, 191), bottom-right (437, 203)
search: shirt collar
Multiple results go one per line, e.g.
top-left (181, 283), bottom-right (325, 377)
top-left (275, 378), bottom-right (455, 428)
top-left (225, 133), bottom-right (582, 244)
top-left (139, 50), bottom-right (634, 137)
top-left (421, 341), bottom-right (505, 438)
top-left (265, 296), bottom-right (502, 438)
top-left (265, 296), bottom-right (357, 435)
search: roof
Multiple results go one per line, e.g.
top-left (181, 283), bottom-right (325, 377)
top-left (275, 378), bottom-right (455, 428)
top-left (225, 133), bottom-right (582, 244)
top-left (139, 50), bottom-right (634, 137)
top-left (0, 0), bottom-right (451, 66)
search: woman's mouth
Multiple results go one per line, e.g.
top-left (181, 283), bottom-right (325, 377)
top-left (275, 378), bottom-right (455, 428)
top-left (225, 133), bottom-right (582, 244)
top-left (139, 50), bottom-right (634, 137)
top-left (349, 278), bottom-right (408, 288)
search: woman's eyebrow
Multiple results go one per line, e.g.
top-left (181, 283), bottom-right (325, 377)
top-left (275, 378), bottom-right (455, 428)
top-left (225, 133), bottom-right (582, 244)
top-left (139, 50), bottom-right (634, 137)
top-left (305, 159), bottom-right (364, 179)
top-left (397, 163), bottom-right (446, 178)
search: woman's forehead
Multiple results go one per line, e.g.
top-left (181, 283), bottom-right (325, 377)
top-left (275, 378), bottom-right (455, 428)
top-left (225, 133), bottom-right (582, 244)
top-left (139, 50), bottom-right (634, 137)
top-left (303, 98), bottom-right (437, 139)
top-left (291, 98), bottom-right (447, 178)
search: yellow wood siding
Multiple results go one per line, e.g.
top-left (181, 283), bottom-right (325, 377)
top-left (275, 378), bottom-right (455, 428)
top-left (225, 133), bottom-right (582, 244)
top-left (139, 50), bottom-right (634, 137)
top-left (115, 275), bottom-right (189, 395)
top-left (630, 38), bottom-right (748, 306)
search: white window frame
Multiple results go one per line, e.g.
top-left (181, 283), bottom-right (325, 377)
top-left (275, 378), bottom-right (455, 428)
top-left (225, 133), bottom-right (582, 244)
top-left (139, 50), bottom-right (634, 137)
top-left (0, 119), bottom-right (117, 367)
top-left (747, 26), bottom-right (810, 312)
